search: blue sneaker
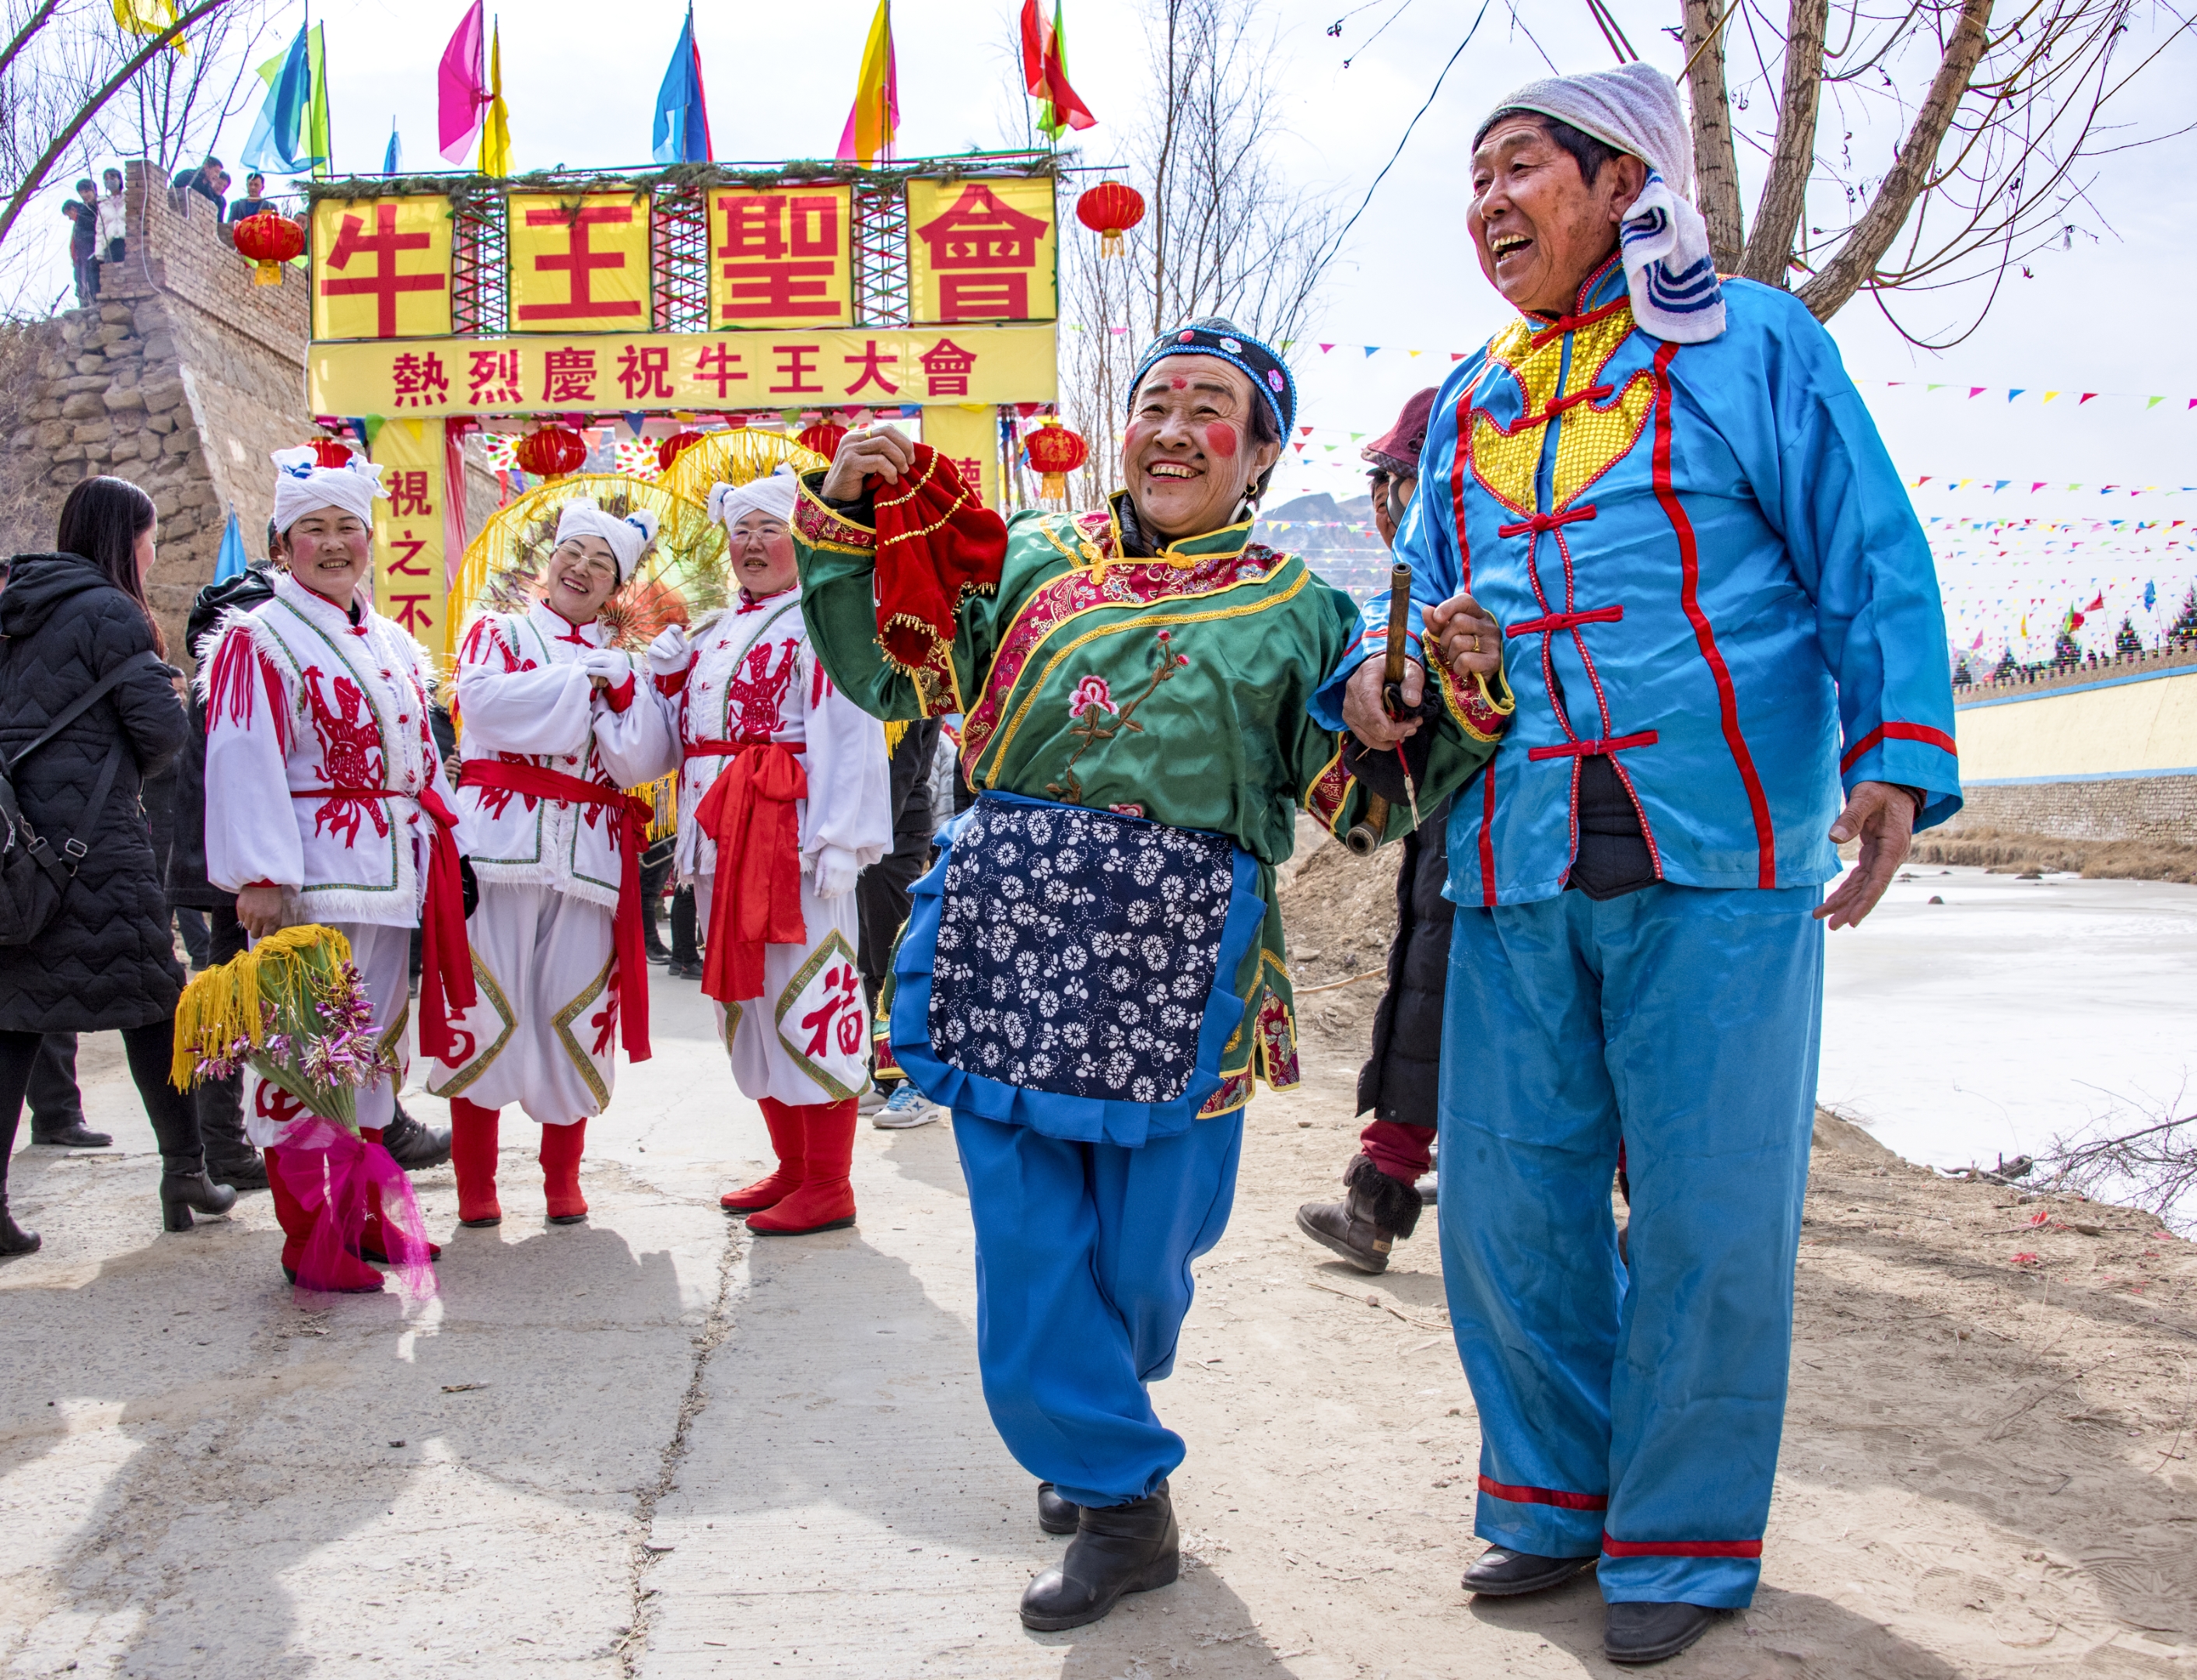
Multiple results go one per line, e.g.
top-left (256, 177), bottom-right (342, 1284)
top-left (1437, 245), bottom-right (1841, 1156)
top-left (872, 1083), bottom-right (941, 1129)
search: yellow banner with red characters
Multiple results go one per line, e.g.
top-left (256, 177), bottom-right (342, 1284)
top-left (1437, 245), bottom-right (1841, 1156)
top-left (366, 417), bottom-right (448, 656)
top-left (706, 185), bottom-right (853, 331)
top-left (311, 197), bottom-right (452, 341)
top-left (507, 191), bottom-right (652, 333)
top-left (309, 326), bottom-right (1056, 416)
top-left (907, 177), bottom-right (1058, 324)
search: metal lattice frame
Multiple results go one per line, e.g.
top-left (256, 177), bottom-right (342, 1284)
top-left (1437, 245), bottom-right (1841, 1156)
top-left (652, 184), bottom-right (711, 332)
top-left (448, 192), bottom-right (507, 337)
top-left (851, 182), bottom-right (909, 329)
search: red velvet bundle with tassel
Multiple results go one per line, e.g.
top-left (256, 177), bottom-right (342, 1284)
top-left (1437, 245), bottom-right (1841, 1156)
top-left (871, 446), bottom-right (1007, 711)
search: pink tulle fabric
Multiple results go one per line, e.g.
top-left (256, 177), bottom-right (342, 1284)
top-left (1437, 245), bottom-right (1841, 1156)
top-left (274, 1118), bottom-right (439, 1301)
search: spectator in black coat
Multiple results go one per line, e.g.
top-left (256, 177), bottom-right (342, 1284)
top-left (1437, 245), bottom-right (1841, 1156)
top-left (170, 156), bottom-right (226, 219)
top-left (0, 478), bottom-right (238, 1256)
top-left (61, 180), bottom-right (99, 307)
top-left (226, 173), bottom-right (270, 223)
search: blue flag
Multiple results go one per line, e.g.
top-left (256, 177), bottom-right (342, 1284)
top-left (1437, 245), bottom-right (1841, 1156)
top-left (240, 23), bottom-right (322, 175)
top-left (213, 506), bottom-right (248, 583)
top-left (652, 7), bottom-right (713, 164)
top-left (384, 121), bottom-right (402, 174)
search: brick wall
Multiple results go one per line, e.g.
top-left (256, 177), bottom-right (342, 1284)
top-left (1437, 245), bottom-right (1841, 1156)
top-left (1945, 777), bottom-right (2197, 847)
top-left (0, 160), bottom-right (309, 664)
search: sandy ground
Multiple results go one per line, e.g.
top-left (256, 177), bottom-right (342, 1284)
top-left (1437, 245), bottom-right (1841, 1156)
top-left (5, 898), bottom-right (2197, 1677)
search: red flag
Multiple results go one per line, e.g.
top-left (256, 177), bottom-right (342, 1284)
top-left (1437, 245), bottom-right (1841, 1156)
top-left (2084, 592), bottom-right (2104, 612)
top-left (1020, 0), bottom-right (1095, 134)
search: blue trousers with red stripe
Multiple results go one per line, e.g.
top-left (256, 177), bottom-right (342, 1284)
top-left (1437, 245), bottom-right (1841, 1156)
top-left (1438, 882), bottom-right (1822, 1607)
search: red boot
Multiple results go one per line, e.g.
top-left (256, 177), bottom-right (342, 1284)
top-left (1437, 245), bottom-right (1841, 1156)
top-left (540, 1119), bottom-right (588, 1224)
top-left (450, 1097), bottom-right (503, 1227)
top-left (745, 1101), bottom-right (857, 1236)
top-left (265, 1146), bottom-right (384, 1293)
top-left (720, 1097), bottom-right (805, 1213)
top-left (356, 1125), bottom-right (440, 1264)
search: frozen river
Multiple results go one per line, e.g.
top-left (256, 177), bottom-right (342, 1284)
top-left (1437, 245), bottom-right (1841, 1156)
top-left (1820, 864), bottom-right (2197, 1177)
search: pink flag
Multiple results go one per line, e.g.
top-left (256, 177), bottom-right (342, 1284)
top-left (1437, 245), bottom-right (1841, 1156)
top-left (438, 0), bottom-right (488, 165)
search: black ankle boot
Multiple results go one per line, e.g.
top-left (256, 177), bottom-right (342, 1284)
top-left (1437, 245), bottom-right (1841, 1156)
top-left (1036, 1481), bottom-right (1080, 1535)
top-left (1019, 1480), bottom-right (1179, 1631)
top-left (159, 1162), bottom-right (239, 1233)
top-left (0, 1201), bottom-right (38, 1256)
top-left (380, 1104), bottom-right (451, 1171)
top-left (205, 1150), bottom-right (269, 1192)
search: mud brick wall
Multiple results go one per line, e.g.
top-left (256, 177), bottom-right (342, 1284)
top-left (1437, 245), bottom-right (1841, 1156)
top-left (0, 160), bottom-right (309, 666)
top-left (1946, 777), bottom-right (2197, 847)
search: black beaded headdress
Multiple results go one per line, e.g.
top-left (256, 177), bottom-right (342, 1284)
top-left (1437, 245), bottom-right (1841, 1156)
top-left (1126, 317), bottom-right (1297, 439)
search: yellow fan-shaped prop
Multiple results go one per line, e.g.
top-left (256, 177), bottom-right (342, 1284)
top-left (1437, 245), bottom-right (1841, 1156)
top-left (659, 429), bottom-right (829, 508)
top-left (450, 473), bottom-right (726, 655)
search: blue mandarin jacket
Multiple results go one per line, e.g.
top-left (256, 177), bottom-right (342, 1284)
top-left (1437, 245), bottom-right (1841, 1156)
top-left (1312, 256), bottom-right (1963, 907)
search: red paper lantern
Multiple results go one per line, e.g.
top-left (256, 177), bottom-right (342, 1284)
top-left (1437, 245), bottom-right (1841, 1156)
top-left (233, 211), bottom-right (304, 285)
top-left (1021, 416), bottom-right (1088, 501)
top-left (797, 420), bottom-right (850, 461)
top-left (656, 429), bottom-right (706, 473)
top-left (307, 437), bottom-right (352, 468)
top-left (516, 423), bottom-right (588, 480)
top-left (1074, 181), bottom-right (1147, 257)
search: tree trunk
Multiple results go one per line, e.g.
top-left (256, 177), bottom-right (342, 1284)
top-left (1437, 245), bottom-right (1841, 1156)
top-left (1797, 0), bottom-right (1994, 320)
top-left (1681, 0), bottom-right (1745, 272)
top-left (1738, 0), bottom-right (1830, 285)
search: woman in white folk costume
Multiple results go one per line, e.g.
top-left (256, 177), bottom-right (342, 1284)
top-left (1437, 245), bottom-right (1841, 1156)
top-left (646, 465), bottom-right (889, 1235)
top-left (430, 499), bottom-right (678, 1225)
top-left (203, 447), bottom-right (475, 1293)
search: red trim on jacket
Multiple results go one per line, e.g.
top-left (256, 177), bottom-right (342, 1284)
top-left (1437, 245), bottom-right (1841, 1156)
top-left (1601, 1532), bottom-right (1763, 1559)
top-left (1650, 341), bottom-right (1776, 887)
top-left (1477, 754), bottom-right (1498, 907)
top-left (1478, 1474), bottom-right (1608, 1511)
top-left (1839, 721), bottom-right (1957, 776)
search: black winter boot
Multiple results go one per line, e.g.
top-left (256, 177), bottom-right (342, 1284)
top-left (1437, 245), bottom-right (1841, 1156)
top-left (1604, 1601), bottom-right (1725, 1664)
top-left (1019, 1481), bottom-right (1179, 1631)
top-left (380, 1102), bottom-right (452, 1171)
top-left (159, 1158), bottom-right (239, 1233)
top-left (195, 1072), bottom-right (266, 1189)
top-left (1036, 1481), bottom-right (1080, 1535)
top-left (0, 1200), bottom-right (38, 1256)
top-left (1295, 1153), bottom-right (1423, 1274)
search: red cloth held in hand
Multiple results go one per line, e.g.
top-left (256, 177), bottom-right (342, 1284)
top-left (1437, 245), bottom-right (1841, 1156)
top-left (870, 446), bottom-right (1007, 704)
top-left (692, 741), bottom-right (809, 1004)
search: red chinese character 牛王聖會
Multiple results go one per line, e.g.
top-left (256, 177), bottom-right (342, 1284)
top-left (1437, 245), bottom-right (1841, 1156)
top-left (716, 193), bottom-right (843, 323)
top-left (321, 204), bottom-right (447, 338)
top-left (768, 345), bottom-right (824, 394)
top-left (517, 205), bottom-right (641, 325)
top-left (920, 338), bottom-right (977, 397)
top-left (693, 343), bottom-right (748, 399)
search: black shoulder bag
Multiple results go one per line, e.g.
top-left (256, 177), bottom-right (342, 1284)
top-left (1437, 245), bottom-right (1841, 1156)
top-left (0, 656), bottom-right (149, 947)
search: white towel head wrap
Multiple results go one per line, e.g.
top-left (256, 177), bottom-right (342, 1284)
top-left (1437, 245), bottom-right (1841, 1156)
top-left (1478, 61), bottom-right (1726, 344)
top-left (553, 497), bottom-right (659, 585)
top-left (270, 445), bottom-right (386, 534)
top-left (707, 464), bottom-right (799, 534)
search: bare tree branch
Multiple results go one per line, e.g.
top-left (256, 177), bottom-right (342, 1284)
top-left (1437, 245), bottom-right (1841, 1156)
top-left (1683, 0), bottom-right (1747, 268)
top-left (1738, 0), bottom-right (1830, 282)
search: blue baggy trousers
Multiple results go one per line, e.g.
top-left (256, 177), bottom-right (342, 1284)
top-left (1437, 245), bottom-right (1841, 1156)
top-left (1440, 883), bottom-right (1822, 1607)
top-left (952, 1108), bottom-right (1244, 1509)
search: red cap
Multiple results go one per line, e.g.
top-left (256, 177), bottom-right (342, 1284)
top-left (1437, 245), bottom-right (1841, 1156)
top-left (1361, 387), bottom-right (1438, 475)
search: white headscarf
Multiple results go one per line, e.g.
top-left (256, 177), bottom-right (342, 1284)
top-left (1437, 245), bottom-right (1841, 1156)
top-left (271, 445), bottom-right (386, 532)
top-left (707, 464), bottom-right (799, 534)
top-left (1481, 61), bottom-right (1726, 344)
top-left (553, 498), bottom-right (659, 585)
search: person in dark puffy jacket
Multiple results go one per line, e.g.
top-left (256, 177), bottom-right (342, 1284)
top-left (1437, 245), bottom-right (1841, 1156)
top-left (0, 477), bottom-right (237, 1256)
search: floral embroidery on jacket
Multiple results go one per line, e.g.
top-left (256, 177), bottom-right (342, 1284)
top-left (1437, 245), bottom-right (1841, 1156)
top-left (1047, 629), bottom-right (1190, 806)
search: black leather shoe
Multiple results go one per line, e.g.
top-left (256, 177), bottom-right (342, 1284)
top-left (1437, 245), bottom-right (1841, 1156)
top-left (32, 1118), bottom-right (112, 1148)
top-left (1036, 1481), bottom-right (1080, 1535)
top-left (1604, 1601), bottom-right (1724, 1664)
top-left (380, 1104), bottom-right (452, 1171)
top-left (1460, 1547), bottom-right (1598, 1597)
top-left (644, 924), bottom-right (671, 964)
top-left (206, 1153), bottom-right (270, 1192)
top-left (0, 1204), bottom-right (39, 1256)
top-left (1019, 1481), bottom-right (1179, 1631)
top-left (159, 1168), bottom-right (239, 1233)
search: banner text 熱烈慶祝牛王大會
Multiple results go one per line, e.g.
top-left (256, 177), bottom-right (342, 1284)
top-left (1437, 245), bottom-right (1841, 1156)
top-left (309, 327), bottom-right (1056, 418)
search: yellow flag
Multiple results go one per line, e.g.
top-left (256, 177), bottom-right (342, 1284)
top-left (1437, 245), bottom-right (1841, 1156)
top-left (112, 0), bottom-right (187, 52)
top-left (479, 20), bottom-right (512, 177)
top-left (836, 0), bottom-right (899, 167)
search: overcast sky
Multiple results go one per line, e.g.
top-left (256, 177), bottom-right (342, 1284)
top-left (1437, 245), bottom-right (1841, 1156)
top-left (40, 0), bottom-right (2197, 649)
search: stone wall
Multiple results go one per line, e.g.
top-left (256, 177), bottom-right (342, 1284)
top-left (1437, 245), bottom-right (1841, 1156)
top-left (1943, 777), bottom-right (2197, 847)
top-left (0, 160), bottom-right (309, 665)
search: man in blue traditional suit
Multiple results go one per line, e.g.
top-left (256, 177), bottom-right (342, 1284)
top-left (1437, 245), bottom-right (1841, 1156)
top-left (1314, 62), bottom-right (1962, 1666)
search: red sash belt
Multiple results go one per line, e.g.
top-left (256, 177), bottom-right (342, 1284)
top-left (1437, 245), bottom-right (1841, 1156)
top-left (289, 783), bottom-right (476, 1061)
top-left (686, 737), bottom-right (807, 1005)
top-left (458, 760), bottom-right (654, 1062)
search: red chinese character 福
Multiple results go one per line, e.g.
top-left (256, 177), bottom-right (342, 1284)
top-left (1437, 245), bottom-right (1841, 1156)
top-left (541, 347), bottom-right (597, 404)
top-left (391, 351), bottom-right (450, 409)
top-left (468, 348), bottom-right (522, 406)
top-left (617, 344), bottom-right (675, 401)
top-left (517, 205), bottom-right (642, 325)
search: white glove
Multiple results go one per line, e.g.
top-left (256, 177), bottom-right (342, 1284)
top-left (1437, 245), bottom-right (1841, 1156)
top-left (808, 845), bottom-right (861, 901)
top-left (579, 647), bottom-right (631, 684)
top-left (646, 624), bottom-right (690, 678)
